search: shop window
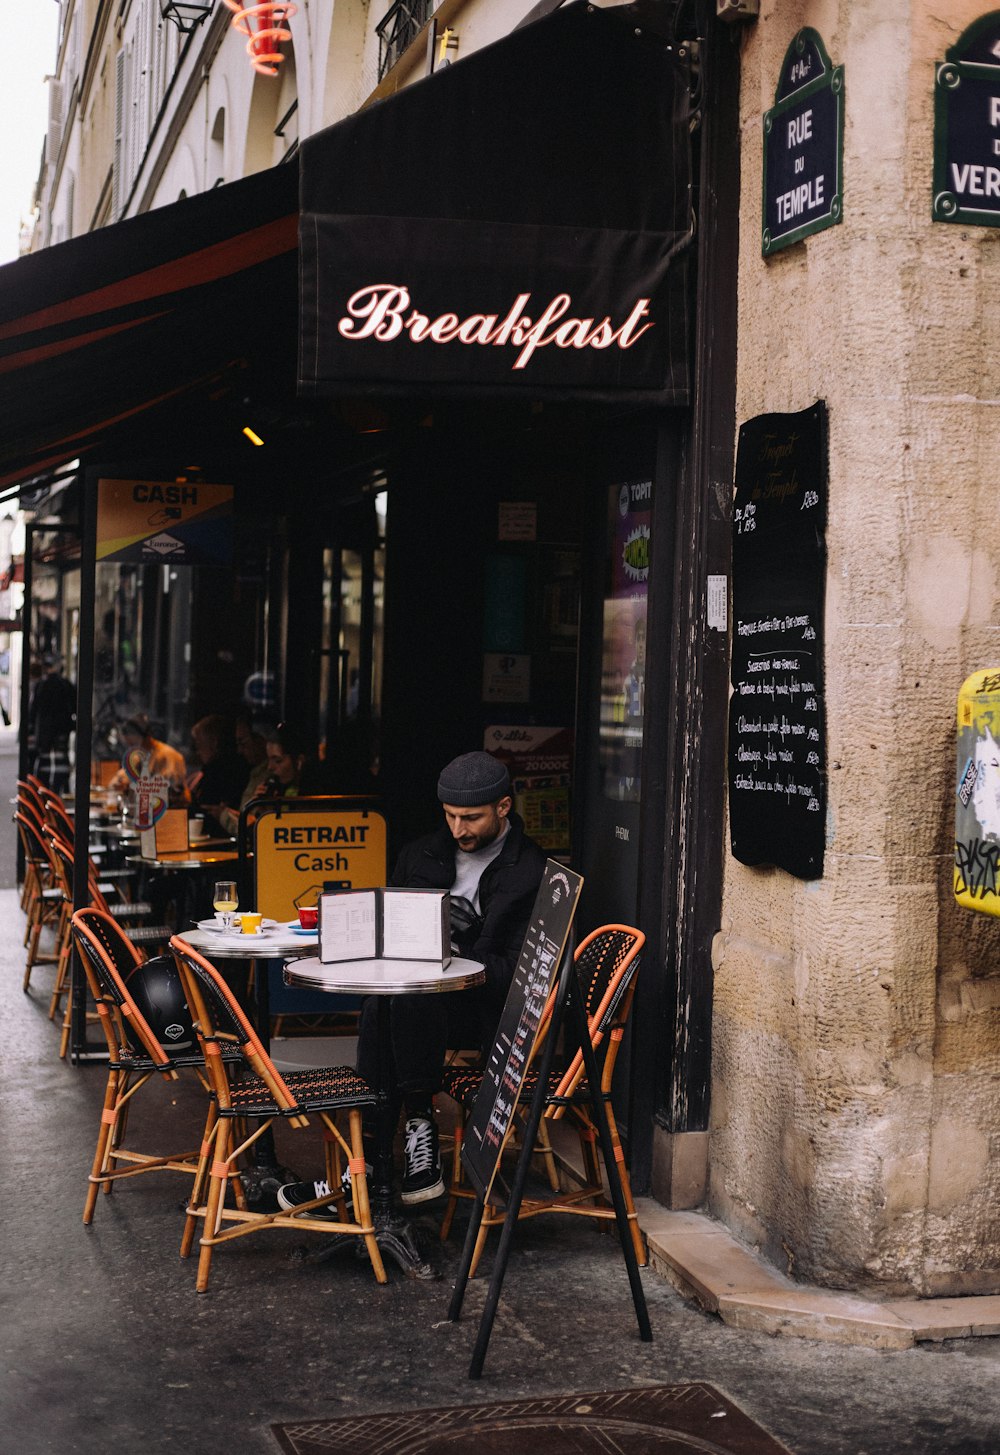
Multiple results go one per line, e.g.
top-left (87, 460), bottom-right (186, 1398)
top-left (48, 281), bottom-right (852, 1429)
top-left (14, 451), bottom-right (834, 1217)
top-left (599, 479), bottom-right (651, 803)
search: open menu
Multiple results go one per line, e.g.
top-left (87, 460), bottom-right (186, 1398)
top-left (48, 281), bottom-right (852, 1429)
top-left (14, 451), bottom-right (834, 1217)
top-left (139, 807), bottom-right (189, 858)
top-left (319, 888), bottom-right (451, 966)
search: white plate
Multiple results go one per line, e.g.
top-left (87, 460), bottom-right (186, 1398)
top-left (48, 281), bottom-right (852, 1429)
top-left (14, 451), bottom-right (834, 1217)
top-left (196, 916), bottom-right (280, 933)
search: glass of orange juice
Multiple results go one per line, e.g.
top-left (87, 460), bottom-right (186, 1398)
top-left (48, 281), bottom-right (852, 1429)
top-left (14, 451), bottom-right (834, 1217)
top-left (213, 880), bottom-right (238, 932)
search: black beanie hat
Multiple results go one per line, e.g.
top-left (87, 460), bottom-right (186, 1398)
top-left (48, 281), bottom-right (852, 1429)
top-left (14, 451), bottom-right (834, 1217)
top-left (437, 751), bottom-right (511, 807)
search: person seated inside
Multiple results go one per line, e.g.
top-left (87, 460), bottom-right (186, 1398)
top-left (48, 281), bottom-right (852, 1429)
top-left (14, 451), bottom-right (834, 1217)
top-left (278, 750), bottom-right (547, 1215)
top-left (187, 715), bottom-right (249, 837)
top-left (261, 722), bottom-right (309, 798)
top-left (109, 713), bottom-right (188, 804)
top-left (200, 713), bottom-right (274, 837)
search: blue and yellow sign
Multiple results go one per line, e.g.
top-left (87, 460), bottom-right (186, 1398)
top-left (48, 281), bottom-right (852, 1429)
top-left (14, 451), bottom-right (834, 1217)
top-left (96, 478), bottom-right (233, 564)
top-left (955, 668), bottom-right (1000, 916)
top-left (253, 805), bottom-right (387, 923)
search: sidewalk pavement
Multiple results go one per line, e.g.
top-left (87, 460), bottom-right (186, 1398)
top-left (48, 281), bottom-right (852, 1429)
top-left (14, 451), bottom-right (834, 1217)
top-left (7, 881), bottom-right (1000, 1455)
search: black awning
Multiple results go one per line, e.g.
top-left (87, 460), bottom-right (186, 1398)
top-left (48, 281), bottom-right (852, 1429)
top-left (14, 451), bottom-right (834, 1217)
top-left (0, 165), bottom-right (299, 491)
top-left (298, 0), bottom-right (693, 405)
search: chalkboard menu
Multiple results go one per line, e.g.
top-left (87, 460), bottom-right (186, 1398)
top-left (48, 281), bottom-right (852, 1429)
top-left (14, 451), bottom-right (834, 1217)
top-left (729, 403), bottom-right (828, 879)
top-left (461, 860), bottom-right (583, 1203)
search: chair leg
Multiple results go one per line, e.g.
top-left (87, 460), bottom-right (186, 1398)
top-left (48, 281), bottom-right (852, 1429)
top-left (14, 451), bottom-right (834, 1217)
top-left (601, 1106), bottom-right (647, 1267)
top-left (84, 1071), bottom-right (123, 1223)
top-left (48, 909), bottom-right (72, 1019)
top-left (59, 997), bottom-right (72, 1059)
top-left (468, 1205), bottom-right (495, 1279)
top-left (439, 1115), bottom-right (465, 1242)
top-left (181, 1101), bottom-right (226, 1259)
top-left (534, 1116), bottom-right (563, 1193)
top-left (345, 1109), bottom-right (387, 1284)
top-left (194, 1119), bottom-right (233, 1293)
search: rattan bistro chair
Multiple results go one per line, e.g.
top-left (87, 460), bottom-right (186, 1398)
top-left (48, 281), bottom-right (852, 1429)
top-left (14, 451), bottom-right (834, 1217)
top-left (169, 936), bottom-right (388, 1293)
top-left (14, 808), bottom-right (64, 990)
top-left (439, 924), bottom-right (646, 1278)
top-left (71, 908), bottom-right (233, 1227)
top-left (49, 833), bottom-right (173, 1056)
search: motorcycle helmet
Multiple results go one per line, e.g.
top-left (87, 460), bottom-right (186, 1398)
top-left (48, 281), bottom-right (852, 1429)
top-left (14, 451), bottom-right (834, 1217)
top-left (121, 953), bottom-right (196, 1055)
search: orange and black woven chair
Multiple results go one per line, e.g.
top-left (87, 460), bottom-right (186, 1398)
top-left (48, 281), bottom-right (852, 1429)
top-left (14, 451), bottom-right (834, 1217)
top-left (37, 786), bottom-right (139, 902)
top-left (49, 833), bottom-right (173, 1055)
top-left (439, 923), bottom-right (646, 1277)
top-left (16, 779), bottom-right (51, 913)
top-left (169, 935), bottom-right (387, 1293)
top-left (71, 908), bottom-right (234, 1227)
top-left (14, 808), bottom-right (63, 991)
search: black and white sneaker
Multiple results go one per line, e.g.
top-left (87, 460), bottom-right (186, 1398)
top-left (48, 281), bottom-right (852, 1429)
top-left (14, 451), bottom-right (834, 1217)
top-left (401, 1117), bottom-right (444, 1204)
top-left (277, 1166), bottom-right (369, 1220)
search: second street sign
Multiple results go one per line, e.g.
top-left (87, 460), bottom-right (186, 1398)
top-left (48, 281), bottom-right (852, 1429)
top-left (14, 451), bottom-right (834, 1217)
top-left (933, 12), bottom-right (1000, 227)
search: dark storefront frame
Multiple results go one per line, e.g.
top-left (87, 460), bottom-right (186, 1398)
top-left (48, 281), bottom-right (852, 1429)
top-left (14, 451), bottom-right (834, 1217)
top-left (3, 0), bottom-right (739, 1201)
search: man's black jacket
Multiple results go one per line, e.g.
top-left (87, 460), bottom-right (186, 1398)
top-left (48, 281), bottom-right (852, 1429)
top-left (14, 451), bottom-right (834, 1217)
top-left (389, 812), bottom-right (547, 1016)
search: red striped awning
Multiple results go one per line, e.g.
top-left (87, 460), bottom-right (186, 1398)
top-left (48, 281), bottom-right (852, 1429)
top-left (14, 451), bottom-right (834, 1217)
top-left (0, 165), bottom-right (299, 491)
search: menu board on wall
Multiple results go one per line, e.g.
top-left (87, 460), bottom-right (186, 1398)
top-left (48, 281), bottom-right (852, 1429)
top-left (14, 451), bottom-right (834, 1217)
top-left (728, 403), bottom-right (828, 880)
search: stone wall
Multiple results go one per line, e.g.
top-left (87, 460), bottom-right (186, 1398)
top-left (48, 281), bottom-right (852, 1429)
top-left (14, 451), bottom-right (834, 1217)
top-left (712, 0), bottom-right (1000, 1294)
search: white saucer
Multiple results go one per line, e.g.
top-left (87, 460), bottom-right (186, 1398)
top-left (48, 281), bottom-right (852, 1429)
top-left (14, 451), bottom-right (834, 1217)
top-left (196, 916), bottom-right (280, 934)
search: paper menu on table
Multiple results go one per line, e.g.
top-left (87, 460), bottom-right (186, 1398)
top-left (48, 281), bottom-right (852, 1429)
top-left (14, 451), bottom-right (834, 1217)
top-left (318, 887), bottom-right (451, 965)
top-left (382, 889), bottom-right (451, 965)
top-left (319, 889), bottom-right (377, 962)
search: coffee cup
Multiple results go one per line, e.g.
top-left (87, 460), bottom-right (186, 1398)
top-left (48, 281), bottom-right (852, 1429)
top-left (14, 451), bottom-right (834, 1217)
top-left (240, 913), bottom-right (264, 935)
top-left (297, 905), bottom-right (318, 930)
top-left (189, 814), bottom-right (204, 839)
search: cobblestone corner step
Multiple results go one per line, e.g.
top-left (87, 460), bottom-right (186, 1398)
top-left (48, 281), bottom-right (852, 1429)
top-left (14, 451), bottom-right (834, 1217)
top-left (637, 1202), bottom-right (917, 1350)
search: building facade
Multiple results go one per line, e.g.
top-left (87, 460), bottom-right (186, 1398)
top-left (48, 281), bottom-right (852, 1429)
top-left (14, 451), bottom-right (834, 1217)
top-left (19, 0), bottom-right (1000, 1300)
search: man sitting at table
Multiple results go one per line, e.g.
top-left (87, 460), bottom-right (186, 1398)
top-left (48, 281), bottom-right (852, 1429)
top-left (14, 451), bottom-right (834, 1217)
top-left (278, 750), bottom-right (547, 1211)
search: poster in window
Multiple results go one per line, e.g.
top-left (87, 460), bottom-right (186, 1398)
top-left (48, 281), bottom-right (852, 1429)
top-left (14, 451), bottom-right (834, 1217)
top-left (600, 480), bottom-right (651, 802)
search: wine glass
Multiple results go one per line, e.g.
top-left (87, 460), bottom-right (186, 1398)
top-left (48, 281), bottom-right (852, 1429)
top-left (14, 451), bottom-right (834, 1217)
top-left (213, 880), bottom-right (238, 932)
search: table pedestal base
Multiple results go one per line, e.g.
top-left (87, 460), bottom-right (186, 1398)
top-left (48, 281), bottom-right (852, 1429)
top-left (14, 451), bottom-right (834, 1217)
top-left (305, 1208), bottom-right (440, 1280)
top-left (372, 1209), bottom-right (440, 1280)
top-left (240, 1160), bottom-right (300, 1212)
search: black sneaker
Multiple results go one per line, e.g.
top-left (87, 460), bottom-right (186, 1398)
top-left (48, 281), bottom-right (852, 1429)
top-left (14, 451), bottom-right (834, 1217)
top-left (276, 1168), bottom-right (367, 1220)
top-left (401, 1117), bottom-right (444, 1204)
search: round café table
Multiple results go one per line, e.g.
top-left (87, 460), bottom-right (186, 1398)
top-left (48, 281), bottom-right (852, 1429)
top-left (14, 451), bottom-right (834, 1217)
top-left (284, 955), bottom-right (485, 1279)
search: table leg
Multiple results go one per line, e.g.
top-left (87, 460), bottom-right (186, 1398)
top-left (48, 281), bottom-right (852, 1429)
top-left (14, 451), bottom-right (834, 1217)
top-left (368, 997), bottom-right (438, 1279)
top-left (245, 953), bottom-right (298, 1209)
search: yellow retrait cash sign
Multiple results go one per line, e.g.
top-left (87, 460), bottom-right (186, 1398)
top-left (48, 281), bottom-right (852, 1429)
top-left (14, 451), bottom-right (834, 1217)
top-left (253, 807), bottom-right (387, 923)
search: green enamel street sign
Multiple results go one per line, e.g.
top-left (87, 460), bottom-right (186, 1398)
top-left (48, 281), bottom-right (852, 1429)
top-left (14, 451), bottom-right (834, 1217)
top-left (762, 29), bottom-right (844, 256)
top-left (933, 12), bottom-right (1000, 227)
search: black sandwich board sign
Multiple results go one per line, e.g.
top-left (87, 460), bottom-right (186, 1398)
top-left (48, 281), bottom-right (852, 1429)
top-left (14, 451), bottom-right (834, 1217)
top-left (449, 860), bottom-right (652, 1378)
top-left (933, 12), bottom-right (1000, 227)
top-left (762, 29), bottom-right (844, 255)
top-left (728, 402), bottom-right (828, 880)
top-left (461, 860), bottom-right (584, 1203)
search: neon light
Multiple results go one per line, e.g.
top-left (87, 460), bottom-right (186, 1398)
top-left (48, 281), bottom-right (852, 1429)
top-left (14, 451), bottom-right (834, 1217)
top-left (222, 2), bottom-right (297, 77)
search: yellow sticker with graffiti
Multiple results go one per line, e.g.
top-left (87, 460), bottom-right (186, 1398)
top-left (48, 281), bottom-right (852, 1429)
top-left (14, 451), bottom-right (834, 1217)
top-left (955, 669), bottom-right (1000, 916)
